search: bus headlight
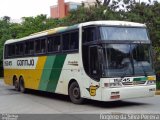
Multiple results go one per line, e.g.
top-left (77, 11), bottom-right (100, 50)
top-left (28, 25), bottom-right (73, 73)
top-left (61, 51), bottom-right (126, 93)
top-left (147, 80), bottom-right (156, 85)
top-left (105, 83), bottom-right (122, 88)
top-left (147, 76), bottom-right (156, 85)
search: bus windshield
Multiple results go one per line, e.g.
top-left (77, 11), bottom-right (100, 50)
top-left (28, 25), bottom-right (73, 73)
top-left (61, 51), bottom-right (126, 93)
top-left (102, 44), bottom-right (154, 77)
top-left (100, 27), bottom-right (149, 41)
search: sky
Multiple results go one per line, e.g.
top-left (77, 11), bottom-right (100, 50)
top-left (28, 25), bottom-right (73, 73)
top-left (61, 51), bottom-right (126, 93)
top-left (0, 0), bottom-right (159, 21)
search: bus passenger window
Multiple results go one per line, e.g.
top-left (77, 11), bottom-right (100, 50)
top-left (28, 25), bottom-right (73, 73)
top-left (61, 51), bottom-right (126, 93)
top-left (62, 33), bottom-right (70, 51)
top-left (54, 36), bottom-right (61, 52)
top-left (47, 36), bottom-right (60, 53)
top-left (8, 44), bottom-right (15, 57)
top-left (48, 37), bottom-right (54, 52)
top-left (15, 43), bottom-right (23, 56)
top-left (41, 39), bottom-right (46, 53)
top-left (70, 31), bottom-right (79, 50)
top-left (35, 40), bottom-right (41, 53)
top-left (35, 39), bottom-right (46, 54)
top-left (25, 42), bottom-right (29, 54)
top-left (25, 41), bottom-right (34, 55)
top-left (4, 46), bottom-right (8, 58)
top-left (29, 41), bottom-right (34, 54)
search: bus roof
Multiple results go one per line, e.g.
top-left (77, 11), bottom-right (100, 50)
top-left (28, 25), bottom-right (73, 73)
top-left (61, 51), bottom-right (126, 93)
top-left (80, 20), bottom-right (146, 27)
top-left (5, 20), bottom-right (146, 45)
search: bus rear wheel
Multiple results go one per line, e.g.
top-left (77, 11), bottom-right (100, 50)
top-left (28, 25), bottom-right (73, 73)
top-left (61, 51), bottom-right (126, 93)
top-left (69, 82), bottom-right (84, 104)
top-left (19, 77), bottom-right (26, 93)
top-left (13, 77), bottom-right (19, 91)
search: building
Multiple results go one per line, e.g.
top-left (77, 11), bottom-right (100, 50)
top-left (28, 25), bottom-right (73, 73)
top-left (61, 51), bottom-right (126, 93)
top-left (50, 0), bottom-right (81, 19)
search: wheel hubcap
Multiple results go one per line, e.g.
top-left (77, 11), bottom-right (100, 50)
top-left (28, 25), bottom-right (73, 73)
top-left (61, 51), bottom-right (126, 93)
top-left (73, 87), bottom-right (79, 99)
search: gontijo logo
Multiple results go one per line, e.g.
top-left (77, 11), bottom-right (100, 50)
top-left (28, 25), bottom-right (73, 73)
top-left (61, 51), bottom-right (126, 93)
top-left (17, 59), bottom-right (34, 66)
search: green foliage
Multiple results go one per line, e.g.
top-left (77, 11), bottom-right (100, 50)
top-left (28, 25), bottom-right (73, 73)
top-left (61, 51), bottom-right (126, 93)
top-left (0, 18), bottom-right (13, 67)
top-left (157, 81), bottom-right (160, 89)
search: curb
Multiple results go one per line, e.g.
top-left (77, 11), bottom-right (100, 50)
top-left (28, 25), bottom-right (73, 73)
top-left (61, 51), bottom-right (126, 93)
top-left (155, 90), bottom-right (160, 95)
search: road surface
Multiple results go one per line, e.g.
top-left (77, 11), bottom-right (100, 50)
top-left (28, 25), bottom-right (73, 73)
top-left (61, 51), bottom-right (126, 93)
top-left (0, 79), bottom-right (159, 114)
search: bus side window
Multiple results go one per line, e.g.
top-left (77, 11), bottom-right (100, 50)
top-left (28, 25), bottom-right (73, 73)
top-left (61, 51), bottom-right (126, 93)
top-left (70, 31), bottom-right (79, 50)
top-left (15, 43), bottom-right (23, 56)
top-left (4, 45), bottom-right (8, 58)
top-left (35, 39), bottom-right (46, 54)
top-left (48, 37), bottom-right (54, 52)
top-left (62, 33), bottom-right (70, 51)
top-left (41, 39), bottom-right (46, 53)
top-left (25, 42), bottom-right (29, 55)
top-left (8, 44), bottom-right (15, 57)
top-left (25, 41), bottom-right (34, 55)
top-left (47, 35), bottom-right (60, 53)
top-left (82, 27), bottom-right (97, 43)
top-left (62, 31), bottom-right (79, 52)
top-left (35, 40), bottom-right (41, 53)
top-left (29, 41), bottom-right (34, 54)
top-left (54, 36), bottom-right (61, 52)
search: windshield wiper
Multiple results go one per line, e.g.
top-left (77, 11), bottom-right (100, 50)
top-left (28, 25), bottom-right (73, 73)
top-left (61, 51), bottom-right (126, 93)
top-left (120, 68), bottom-right (129, 78)
top-left (139, 61), bottom-right (148, 77)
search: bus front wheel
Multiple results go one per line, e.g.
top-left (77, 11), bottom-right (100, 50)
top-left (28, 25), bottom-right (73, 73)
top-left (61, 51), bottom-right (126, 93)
top-left (69, 82), bottom-right (84, 104)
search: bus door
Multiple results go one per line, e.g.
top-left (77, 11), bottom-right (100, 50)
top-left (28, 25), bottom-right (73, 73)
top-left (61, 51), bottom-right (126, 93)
top-left (88, 45), bottom-right (102, 100)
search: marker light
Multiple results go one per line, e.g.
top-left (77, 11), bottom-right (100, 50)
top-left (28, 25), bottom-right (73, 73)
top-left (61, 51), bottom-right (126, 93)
top-left (147, 76), bottom-right (156, 81)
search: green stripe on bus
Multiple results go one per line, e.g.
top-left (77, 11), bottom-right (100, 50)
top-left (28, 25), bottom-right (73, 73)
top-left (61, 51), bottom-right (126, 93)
top-left (133, 77), bottom-right (147, 81)
top-left (39, 56), bottom-right (56, 91)
top-left (46, 54), bottom-right (67, 92)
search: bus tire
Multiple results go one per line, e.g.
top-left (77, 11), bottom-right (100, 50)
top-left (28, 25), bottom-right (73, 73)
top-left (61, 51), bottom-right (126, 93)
top-left (13, 76), bottom-right (19, 91)
top-left (19, 77), bottom-right (26, 93)
top-left (69, 81), bottom-right (84, 104)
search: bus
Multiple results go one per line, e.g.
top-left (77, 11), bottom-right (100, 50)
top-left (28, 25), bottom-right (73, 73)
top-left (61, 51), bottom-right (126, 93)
top-left (3, 21), bottom-right (156, 104)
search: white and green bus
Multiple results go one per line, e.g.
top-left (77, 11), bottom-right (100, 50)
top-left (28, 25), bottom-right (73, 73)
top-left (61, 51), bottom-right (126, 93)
top-left (3, 21), bottom-right (156, 104)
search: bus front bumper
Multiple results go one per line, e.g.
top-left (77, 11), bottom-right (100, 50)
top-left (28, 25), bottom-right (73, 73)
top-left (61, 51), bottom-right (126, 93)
top-left (102, 85), bottom-right (156, 101)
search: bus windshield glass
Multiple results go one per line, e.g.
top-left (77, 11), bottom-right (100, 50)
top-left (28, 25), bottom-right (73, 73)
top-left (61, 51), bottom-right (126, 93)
top-left (102, 44), bottom-right (154, 77)
top-left (100, 27), bottom-right (149, 41)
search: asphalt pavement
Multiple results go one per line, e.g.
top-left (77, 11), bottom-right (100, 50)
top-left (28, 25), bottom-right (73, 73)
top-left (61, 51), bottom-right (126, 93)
top-left (0, 79), bottom-right (159, 114)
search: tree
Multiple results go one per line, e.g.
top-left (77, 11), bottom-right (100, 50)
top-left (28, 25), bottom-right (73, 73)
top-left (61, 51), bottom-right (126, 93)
top-left (103, 0), bottom-right (111, 6)
top-left (96, 0), bottom-right (111, 6)
top-left (2, 16), bottom-right (10, 23)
